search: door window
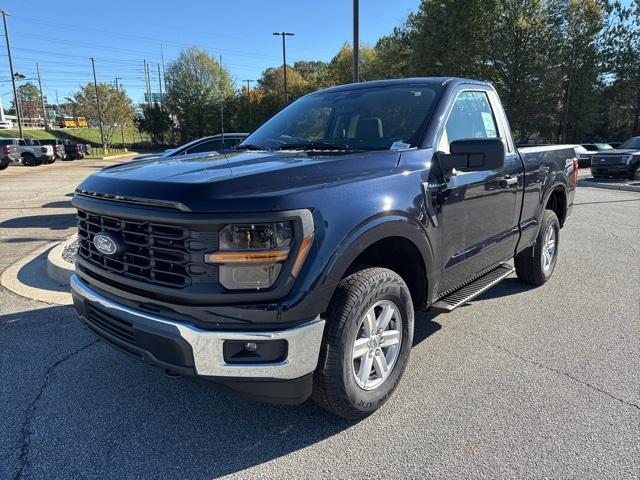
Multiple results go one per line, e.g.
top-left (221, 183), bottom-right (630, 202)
top-left (443, 91), bottom-right (499, 146)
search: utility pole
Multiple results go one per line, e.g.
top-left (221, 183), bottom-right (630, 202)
top-left (243, 79), bottom-right (255, 131)
top-left (352, 0), bottom-right (359, 83)
top-left (36, 63), bottom-right (48, 130)
top-left (90, 57), bottom-right (106, 149)
top-left (160, 44), bottom-right (167, 89)
top-left (562, 42), bottom-right (576, 143)
top-left (2, 10), bottom-right (22, 137)
top-left (219, 54), bottom-right (224, 148)
top-left (273, 32), bottom-right (294, 105)
top-left (114, 77), bottom-right (125, 147)
top-left (143, 60), bottom-right (152, 106)
top-left (157, 63), bottom-right (163, 108)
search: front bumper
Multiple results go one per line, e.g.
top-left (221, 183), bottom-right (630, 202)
top-left (71, 275), bottom-right (326, 403)
top-left (590, 164), bottom-right (631, 177)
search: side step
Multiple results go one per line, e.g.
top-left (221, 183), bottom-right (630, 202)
top-left (430, 264), bottom-right (515, 313)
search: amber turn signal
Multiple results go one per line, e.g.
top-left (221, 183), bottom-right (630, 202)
top-left (291, 234), bottom-right (314, 278)
top-left (205, 248), bottom-right (290, 264)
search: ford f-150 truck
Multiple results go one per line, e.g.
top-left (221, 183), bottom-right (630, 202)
top-left (590, 136), bottom-right (640, 180)
top-left (71, 78), bottom-right (576, 419)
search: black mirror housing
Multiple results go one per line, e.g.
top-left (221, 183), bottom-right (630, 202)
top-left (438, 138), bottom-right (505, 172)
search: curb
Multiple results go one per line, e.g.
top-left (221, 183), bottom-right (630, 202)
top-left (47, 234), bottom-right (77, 284)
top-left (0, 242), bottom-right (72, 305)
top-left (578, 179), bottom-right (640, 193)
top-left (85, 152), bottom-right (136, 160)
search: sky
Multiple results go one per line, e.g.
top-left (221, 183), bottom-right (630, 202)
top-left (0, 0), bottom-right (420, 106)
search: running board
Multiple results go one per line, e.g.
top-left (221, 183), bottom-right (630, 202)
top-left (430, 264), bottom-right (515, 313)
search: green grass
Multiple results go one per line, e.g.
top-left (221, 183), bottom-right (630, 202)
top-left (0, 126), bottom-right (146, 146)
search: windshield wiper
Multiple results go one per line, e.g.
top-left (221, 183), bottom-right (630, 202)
top-left (277, 142), bottom-right (356, 151)
top-left (236, 144), bottom-right (267, 151)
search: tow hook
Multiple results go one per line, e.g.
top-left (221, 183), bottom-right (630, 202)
top-left (163, 369), bottom-right (182, 379)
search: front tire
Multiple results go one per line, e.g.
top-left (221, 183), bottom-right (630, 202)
top-left (631, 164), bottom-right (640, 181)
top-left (0, 158), bottom-right (8, 170)
top-left (312, 267), bottom-right (414, 419)
top-left (515, 209), bottom-right (560, 286)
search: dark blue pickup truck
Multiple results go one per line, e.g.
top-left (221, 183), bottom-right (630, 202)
top-left (71, 78), bottom-right (577, 418)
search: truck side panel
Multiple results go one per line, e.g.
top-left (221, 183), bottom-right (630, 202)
top-left (516, 146), bottom-right (576, 252)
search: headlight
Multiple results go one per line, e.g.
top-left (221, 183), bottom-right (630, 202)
top-left (205, 221), bottom-right (313, 290)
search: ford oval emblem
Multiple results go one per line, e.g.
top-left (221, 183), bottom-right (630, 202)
top-left (93, 232), bottom-right (121, 256)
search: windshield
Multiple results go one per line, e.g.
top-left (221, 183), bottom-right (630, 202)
top-left (619, 137), bottom-right (640, 149)
top-left (574, 145), bottom-right (588, 154)
top-left (596, 144), bottom-right (613, 150)
top-left (241, 84), bottom-right (442, 151)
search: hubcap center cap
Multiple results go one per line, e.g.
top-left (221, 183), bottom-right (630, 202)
top-left (367, 337), bottom-right (380, 349)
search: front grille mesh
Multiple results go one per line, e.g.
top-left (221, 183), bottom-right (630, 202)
top-left (77, 208), bottom-right (218, 288)
top-left (594, 156), bottom-right (627, 165)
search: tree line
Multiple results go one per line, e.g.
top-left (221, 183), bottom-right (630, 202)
top-left (35, 0), bottom-right (640, 146)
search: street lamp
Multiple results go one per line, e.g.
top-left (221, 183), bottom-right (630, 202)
top-left (272, 32), bottom-right (294, 105)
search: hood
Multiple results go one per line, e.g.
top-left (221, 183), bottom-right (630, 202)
top-left (77, 150), bottom-right (401, 213)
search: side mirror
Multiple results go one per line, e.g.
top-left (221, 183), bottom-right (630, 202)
top-left (437, 138), bottom-right (505, 172)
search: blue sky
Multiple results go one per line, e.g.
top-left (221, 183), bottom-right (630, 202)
top-left (0, 0), bottom-right (420, 105)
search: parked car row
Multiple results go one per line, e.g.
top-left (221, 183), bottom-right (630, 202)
top-left (0, 138), bottom-right (91, 170)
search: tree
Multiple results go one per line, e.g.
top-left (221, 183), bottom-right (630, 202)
top-left (293, 60), bottom-right (333, 93)
top-left (559, 0), bottom-right (606, 142)
top-left (253, 65), bottom-right (307, 123)
top-left (370, 26), bottom-right (413, 79)
top-left (404, 0), bottom-right (500, 81)
top-left (136, 104), bottom-right (173, 144)
top-left (12, 82), bottom-right (45, 119)
top-left (600, 0), bottom-right (640, 139)
top-left (73, 83), bottom-right (135, 147)
top-left (328, 43), bottom-right (378, 84)
top-left (164, 47), bottom-right (235, 142)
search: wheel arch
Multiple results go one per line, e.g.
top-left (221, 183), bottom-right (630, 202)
top-left (319, 214), bottom-right (434, 311)
top-left (543, 182), bottom-right (568, 227)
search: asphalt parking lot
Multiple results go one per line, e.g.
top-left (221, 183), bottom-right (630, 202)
top-left (1, 162), bottom-right (639, 479)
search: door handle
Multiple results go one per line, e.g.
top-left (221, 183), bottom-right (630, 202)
top-left (500, 176), bottom-right (518, 188)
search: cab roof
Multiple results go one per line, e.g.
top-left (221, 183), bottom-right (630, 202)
top-left (312, 77), bottom-right (492, 95)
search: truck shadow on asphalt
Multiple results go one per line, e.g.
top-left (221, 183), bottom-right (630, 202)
top-left (2, 304), bottom-right (442, 478)
top-left (0, 213), bottom-right (77, 230)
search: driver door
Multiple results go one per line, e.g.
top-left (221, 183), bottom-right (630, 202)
top-left (435, 89), bottom-right (522, 295)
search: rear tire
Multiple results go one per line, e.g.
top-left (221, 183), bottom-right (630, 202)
top-left (21, 153), bottom-right (37, 166)
top-left (0, 158), bottom-right (8, 170)
top-left (515, 209), bottom-right (560, 286)
top-left (312, 267), bottom-right (414, 419)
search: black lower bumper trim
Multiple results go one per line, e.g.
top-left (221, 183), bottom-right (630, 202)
top-left (205, 374), bottom-right (314, 405)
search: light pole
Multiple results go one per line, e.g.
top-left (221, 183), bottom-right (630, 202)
top-left (90, 57), bottom-right (106, 149)
top-left (243, 79), bottom-right (255, 130)
top-left (273, 32), bottom-right (294, 105)
top-left (36, 63), bottom-right (48, 130)
top-left (353, 0), bottom-right (359, 83)
top-left (2, 10), bottom-right (23, 136)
